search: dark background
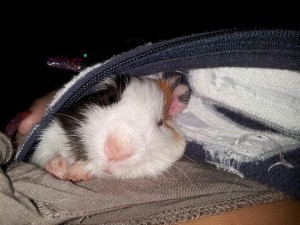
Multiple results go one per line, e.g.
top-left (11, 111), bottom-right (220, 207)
top-left (1, 8), bottom-right (299, 132)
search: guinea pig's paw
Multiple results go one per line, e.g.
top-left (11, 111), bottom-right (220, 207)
top-left (65, 162), bottom-right (93, 182)
top-left (44, 157), bottom-right (69, 180)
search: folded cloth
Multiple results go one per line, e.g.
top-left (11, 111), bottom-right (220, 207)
top-left (0, 132), bottom-right (49, 225)
top-left (177, 67), bottom-right (300, 198)
top-left (5, 29), bottom-right (299, 224)
top-left (14, 29), bottom-right (300, 200)
top-left (1, 132), bottom-right (285, 225)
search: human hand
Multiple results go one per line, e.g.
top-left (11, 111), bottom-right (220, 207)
top-left (14, 91), bottom-right (57, 148)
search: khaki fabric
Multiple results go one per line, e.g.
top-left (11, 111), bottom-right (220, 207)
top-left (0, 132), bottom-right (285, 225)
top-left (0, 132), bottom-right (49, 225)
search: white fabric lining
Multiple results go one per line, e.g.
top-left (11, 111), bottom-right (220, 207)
top-left (188, 67), bottom-right (300, 134)
top-left (176, 67), bottom-right (300, 169)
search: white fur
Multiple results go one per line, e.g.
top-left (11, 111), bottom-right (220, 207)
top-left (16, 62), bottom-right (108, 159)
top-left (31, 120), bottom-right (75, 166)
top-left (32, 78), bottom-right (186, 179)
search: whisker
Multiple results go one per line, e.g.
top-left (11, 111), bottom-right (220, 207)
top-left (96, 93), bottom-right (102, 105)
top-left (119, 75), bottom-right (122, 97)
top-left (97, 94), bottom-right (105, 106)
top-left (181, 154), bottom-right (201, 167)
top-left (11, 139), bottom-right (23, 145)
top-left (159, 167), bottom-right (178, 181)
top-left (156, 171), bottom-right (168, 180)
top-left (63, 134), bottom-right (80, 137)
top-left (169, 163), bottom-right (192, 181)
top-left (55, 113), bottom-right (82, 124)
top-left (174, 70), bottom-right (190, 77)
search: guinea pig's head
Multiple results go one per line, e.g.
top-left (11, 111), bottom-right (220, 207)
top-left (65, 75), bottom-right (190, 178)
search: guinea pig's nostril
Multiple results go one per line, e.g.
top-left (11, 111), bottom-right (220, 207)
top-left (104, 137), bottom-right (132, 161)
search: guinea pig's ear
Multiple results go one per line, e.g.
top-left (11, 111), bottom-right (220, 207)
top-left (166, 75), bottom-right (191, 117)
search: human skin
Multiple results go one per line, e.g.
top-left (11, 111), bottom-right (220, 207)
top-left (179, 198), bottom-right (300, 225)
top-left (15, 91), bottom-right (57, 147)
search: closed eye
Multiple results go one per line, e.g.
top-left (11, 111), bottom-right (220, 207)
top-left (157, 119), bottom-right (163, 126)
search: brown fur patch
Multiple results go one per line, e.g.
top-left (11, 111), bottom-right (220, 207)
top-left (155, 80), bottom-right (173, 121)
top-left (155, 80), bottom-right (183, 143)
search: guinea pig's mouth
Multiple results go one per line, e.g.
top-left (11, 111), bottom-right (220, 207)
top-left (101, 160), bottom-right (130, 177)
top-left (102, 167), bottom-right (113, 175)
top-left (101, 159), bottom-right (143, 178)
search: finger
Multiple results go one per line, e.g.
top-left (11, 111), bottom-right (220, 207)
top-left (18, 91), bottom-right (57, 136)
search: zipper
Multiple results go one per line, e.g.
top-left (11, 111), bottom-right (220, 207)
top-left (61, 29), bottom-right (238, 110)
top-left (61, 28), bottom-right (299, 111)
top-left (16, 28), bottom-right (299, 162)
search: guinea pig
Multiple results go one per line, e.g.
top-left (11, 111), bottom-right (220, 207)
top-left (30, 74), bottom-right (191, 181)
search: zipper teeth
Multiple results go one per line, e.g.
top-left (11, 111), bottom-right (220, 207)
top-left (17, 29), bottom-right (298, 161)
top-left (62, 35), bottom-right (213, 109)
top-left (61, 29), bottom-right (243, 110)
top-left (62, 28), bottom-right (299, 110)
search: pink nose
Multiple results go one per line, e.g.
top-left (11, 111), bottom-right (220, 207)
top-left (104, 137), bottom-right (132, 161)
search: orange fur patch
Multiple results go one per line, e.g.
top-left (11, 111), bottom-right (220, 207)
top-left (155, 80), bottom-right (183, 143)
top-left (155, 80), bottom-right (173, 120)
